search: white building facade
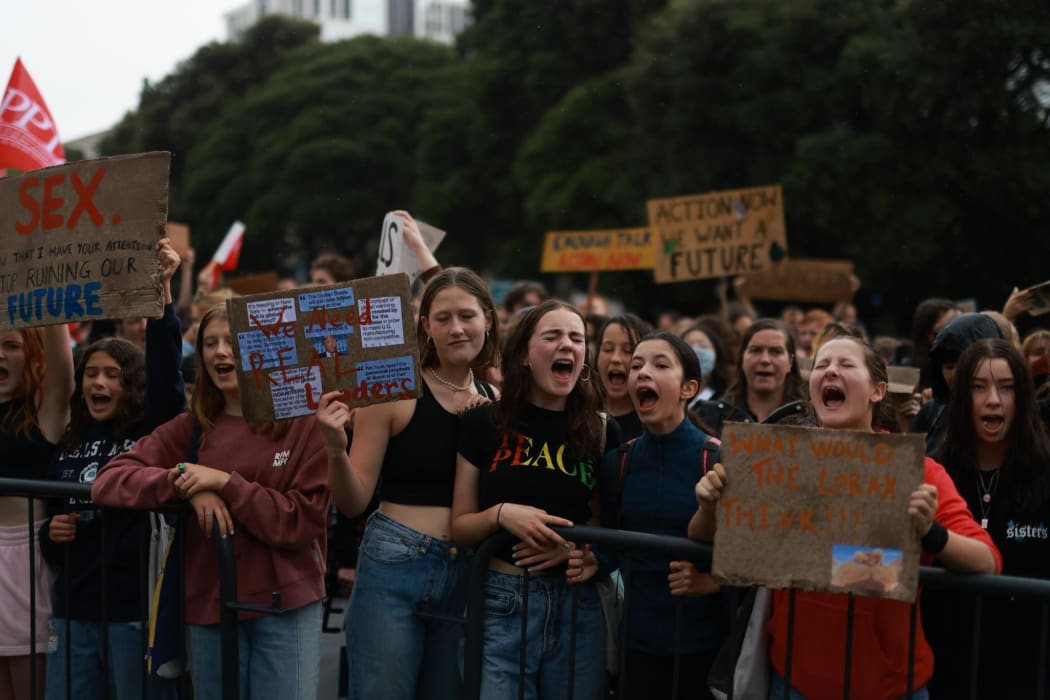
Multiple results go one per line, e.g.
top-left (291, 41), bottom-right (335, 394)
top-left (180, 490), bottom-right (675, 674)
top-left (225, 0), bottom-right (470, 44)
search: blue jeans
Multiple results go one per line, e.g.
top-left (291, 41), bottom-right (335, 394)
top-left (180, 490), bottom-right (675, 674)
top-left (187, 600), bottom-right (321, 700)
top-left (45, 618), bottom-right (176, 700)
top-left (481, 570), bottom-right (605, 700)
top-left (769, 671), bottom-right (929, 700)
top-left (345, 511), bottom-right (469, 700)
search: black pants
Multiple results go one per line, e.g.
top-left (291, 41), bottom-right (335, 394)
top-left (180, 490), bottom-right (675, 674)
top-left (620, 648), bottom-right (717, 700)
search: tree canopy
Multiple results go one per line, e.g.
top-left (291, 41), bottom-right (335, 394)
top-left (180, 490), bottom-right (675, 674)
top-left (99, 0), bottom-right (1050, 333)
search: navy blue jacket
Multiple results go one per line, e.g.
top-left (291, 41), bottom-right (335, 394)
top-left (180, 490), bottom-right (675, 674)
top-left (599, 418), bottom-right (729, 655)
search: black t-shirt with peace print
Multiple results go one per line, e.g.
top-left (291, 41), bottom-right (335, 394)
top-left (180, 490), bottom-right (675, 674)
top-left (458, 402), bottom-right (620, 563)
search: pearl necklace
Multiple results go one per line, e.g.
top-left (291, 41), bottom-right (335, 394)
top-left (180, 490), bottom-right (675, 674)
top-left (428, 366), bottom-right (474, 392)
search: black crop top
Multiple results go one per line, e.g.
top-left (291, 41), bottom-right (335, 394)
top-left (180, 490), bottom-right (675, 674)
top-left (0, 401), bottom-right (56, 480)
top-left (378, 381), bottom-right (466, 507)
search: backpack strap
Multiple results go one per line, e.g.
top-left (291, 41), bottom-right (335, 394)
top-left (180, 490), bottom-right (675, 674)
top-left (609, 438), bottom-right (637, 528)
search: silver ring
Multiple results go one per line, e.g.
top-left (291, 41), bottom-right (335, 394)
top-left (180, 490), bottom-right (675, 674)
top-left (205, 510), bottom-right (212, 516)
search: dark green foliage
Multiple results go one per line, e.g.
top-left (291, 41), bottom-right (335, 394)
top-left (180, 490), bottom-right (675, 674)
top-left (103, 2), bottom-right (1050, 332)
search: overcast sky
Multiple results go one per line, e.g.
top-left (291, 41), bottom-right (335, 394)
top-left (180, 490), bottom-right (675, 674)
top-left (2, 0), bottom-right (247, 141)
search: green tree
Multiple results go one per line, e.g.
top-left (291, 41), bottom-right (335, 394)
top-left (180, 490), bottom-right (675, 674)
top-left (179, 36), bottom-right (458, 274)
top-left (99, 16), bottom-right (319, 216)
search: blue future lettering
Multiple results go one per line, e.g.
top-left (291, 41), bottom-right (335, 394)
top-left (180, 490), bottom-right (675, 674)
top-left (6, 282), bottom-right (103, 325)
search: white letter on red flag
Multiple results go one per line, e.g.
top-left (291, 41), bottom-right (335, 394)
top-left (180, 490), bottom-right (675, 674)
top-left (0, 58), bottom-right (65, 172)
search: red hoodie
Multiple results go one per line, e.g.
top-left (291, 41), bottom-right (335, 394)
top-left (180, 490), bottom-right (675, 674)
top-left (91, 412), bottom-right (329, 624)
top-left (768, 457), bottom-right (1002, 699)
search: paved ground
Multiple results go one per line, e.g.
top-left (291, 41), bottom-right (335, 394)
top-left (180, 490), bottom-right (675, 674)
top-left (318, 596), bottom-right (348, 700)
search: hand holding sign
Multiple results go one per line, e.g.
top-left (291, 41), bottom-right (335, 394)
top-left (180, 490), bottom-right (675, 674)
top-left (376, 211), bottom-right (444, 282)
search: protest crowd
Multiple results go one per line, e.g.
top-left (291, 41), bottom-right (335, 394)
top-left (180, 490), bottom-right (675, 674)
top-left (1, 202), bottom-right (1050, 700)
top-left (2, 44), bottom-right (1050, 700)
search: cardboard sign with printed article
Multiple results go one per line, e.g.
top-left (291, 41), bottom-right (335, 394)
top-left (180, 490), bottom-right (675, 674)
top-left (0, 152), bottom-right (170, 331)
top-left (648, 184), bottom-right (787, 283)
top-left (226, 273), bottom-right (420, 424)
top-left (712, 422), bottom-right (924, 602)
top-left (736, 258), bottom-right (854, 303)
top-left (540, 227), bottom-right (654, 272)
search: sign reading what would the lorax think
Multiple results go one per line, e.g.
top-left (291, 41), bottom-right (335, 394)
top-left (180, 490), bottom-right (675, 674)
top-left (712, 422), bottom-right (924, 602)
top-left (0, 152), bottom-right (170, 331)
top-left (647, 184), bottom-right (787, 283)
top-left (540, 227), bottom-right (654, 272)
top-left (226, 273), bottom-right (420, 424)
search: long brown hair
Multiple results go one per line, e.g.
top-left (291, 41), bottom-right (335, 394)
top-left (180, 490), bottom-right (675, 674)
top-left (728, 319), bottom-right (803, 410)
top-left (0, 328), bottom-right (47, 438)
top-left (191, 305), bottom-right (289, 444)
top-left (940, 339), bottom-right (1050, 510)
top-left (417, 267), bottom-right (500, 373)
top-left (59, 337), bottom-right (145, 452)
top-left (494, 300), bottom-right (603, 459)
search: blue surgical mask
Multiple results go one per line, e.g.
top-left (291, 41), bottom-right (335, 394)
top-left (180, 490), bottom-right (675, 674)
top-left (693, 346), bottom-right (716, 378)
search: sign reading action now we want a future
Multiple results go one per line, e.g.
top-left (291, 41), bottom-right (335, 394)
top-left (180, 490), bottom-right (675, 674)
top-left (0, 152), bottom-right (170, 331)
top-left (227, 273), bottom-right (421, 424)
top-left (648, 184), bottom-right (788, 283)
top-left (712, 422), bottom-right (925, 602)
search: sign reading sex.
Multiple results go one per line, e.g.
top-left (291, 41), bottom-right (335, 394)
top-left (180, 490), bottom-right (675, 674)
top-left (226, 273), bottom-right (420, 423)
top-left (712, 422), bottom-right (924, 602)
top-left (0, 152), bottom-right (170, 331)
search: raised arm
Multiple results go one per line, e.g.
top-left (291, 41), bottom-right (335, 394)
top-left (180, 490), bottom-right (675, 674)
top-left (318, 394), bottom-right (391, 517)
top-left (36, 322), bottom-right (74, 444)
top-left (145, 238), bottom-right (186, 428)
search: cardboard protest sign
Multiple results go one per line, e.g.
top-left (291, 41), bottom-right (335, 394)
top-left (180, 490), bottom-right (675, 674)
top-left (0, 152), bottom-right (169, 331)
top-left (887, 367), bottom-right (921, 395)
top-left (165, 222), bottom-right (191, 259)
top-left (647, 185), bottom-right (787, 283)
top-left (375, 214), bottom-right (445, 282)
top-left (226, 271), bottom-right (279, 296)
top-left (712, 423), bottom-right (924, 602)
top-left (540, 227), bottom-right (654, 272)
top-left (1023, 280), bottom-right (1050, 316)
top-left (736, 258), bottom-right (854, 303)
top-left (226, 273), bottom-right (420, 423)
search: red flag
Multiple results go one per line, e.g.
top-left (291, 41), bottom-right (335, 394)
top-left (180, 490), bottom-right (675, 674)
top-left (0, 58), bottom-right (65, 172)
top-left (208, 221), bottom-right (246, 289)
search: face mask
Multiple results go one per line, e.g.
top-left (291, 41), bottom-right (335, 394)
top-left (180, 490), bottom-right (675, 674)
top-left (693, 346), bottom-right (716, 378)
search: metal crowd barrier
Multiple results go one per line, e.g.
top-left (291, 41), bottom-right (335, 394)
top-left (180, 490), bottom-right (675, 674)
top-left (463, 524), bottom-right (1050, 700)
top-left (8, 474), bottom-right (1050, 700)
top-left (0, 477), bottom-right (240, 700)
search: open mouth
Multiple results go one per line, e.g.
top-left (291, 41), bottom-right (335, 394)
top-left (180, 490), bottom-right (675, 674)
top-left (980, 415), bottom-right (1004, 432)
top-left (552, 359), bottom-right (574, 382)
top-left (635, 386), bottom-right (659, 411)
top-left (214, 363), bottom-right (236, 377)
top-left (0, 367), bottom-right (9, 382)
top-left (821, 385), bottom-right (846, 409)
top-left (88, 394), bottom-right (113, 411)
top-left (606, 369), bottom-right (627, 389)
